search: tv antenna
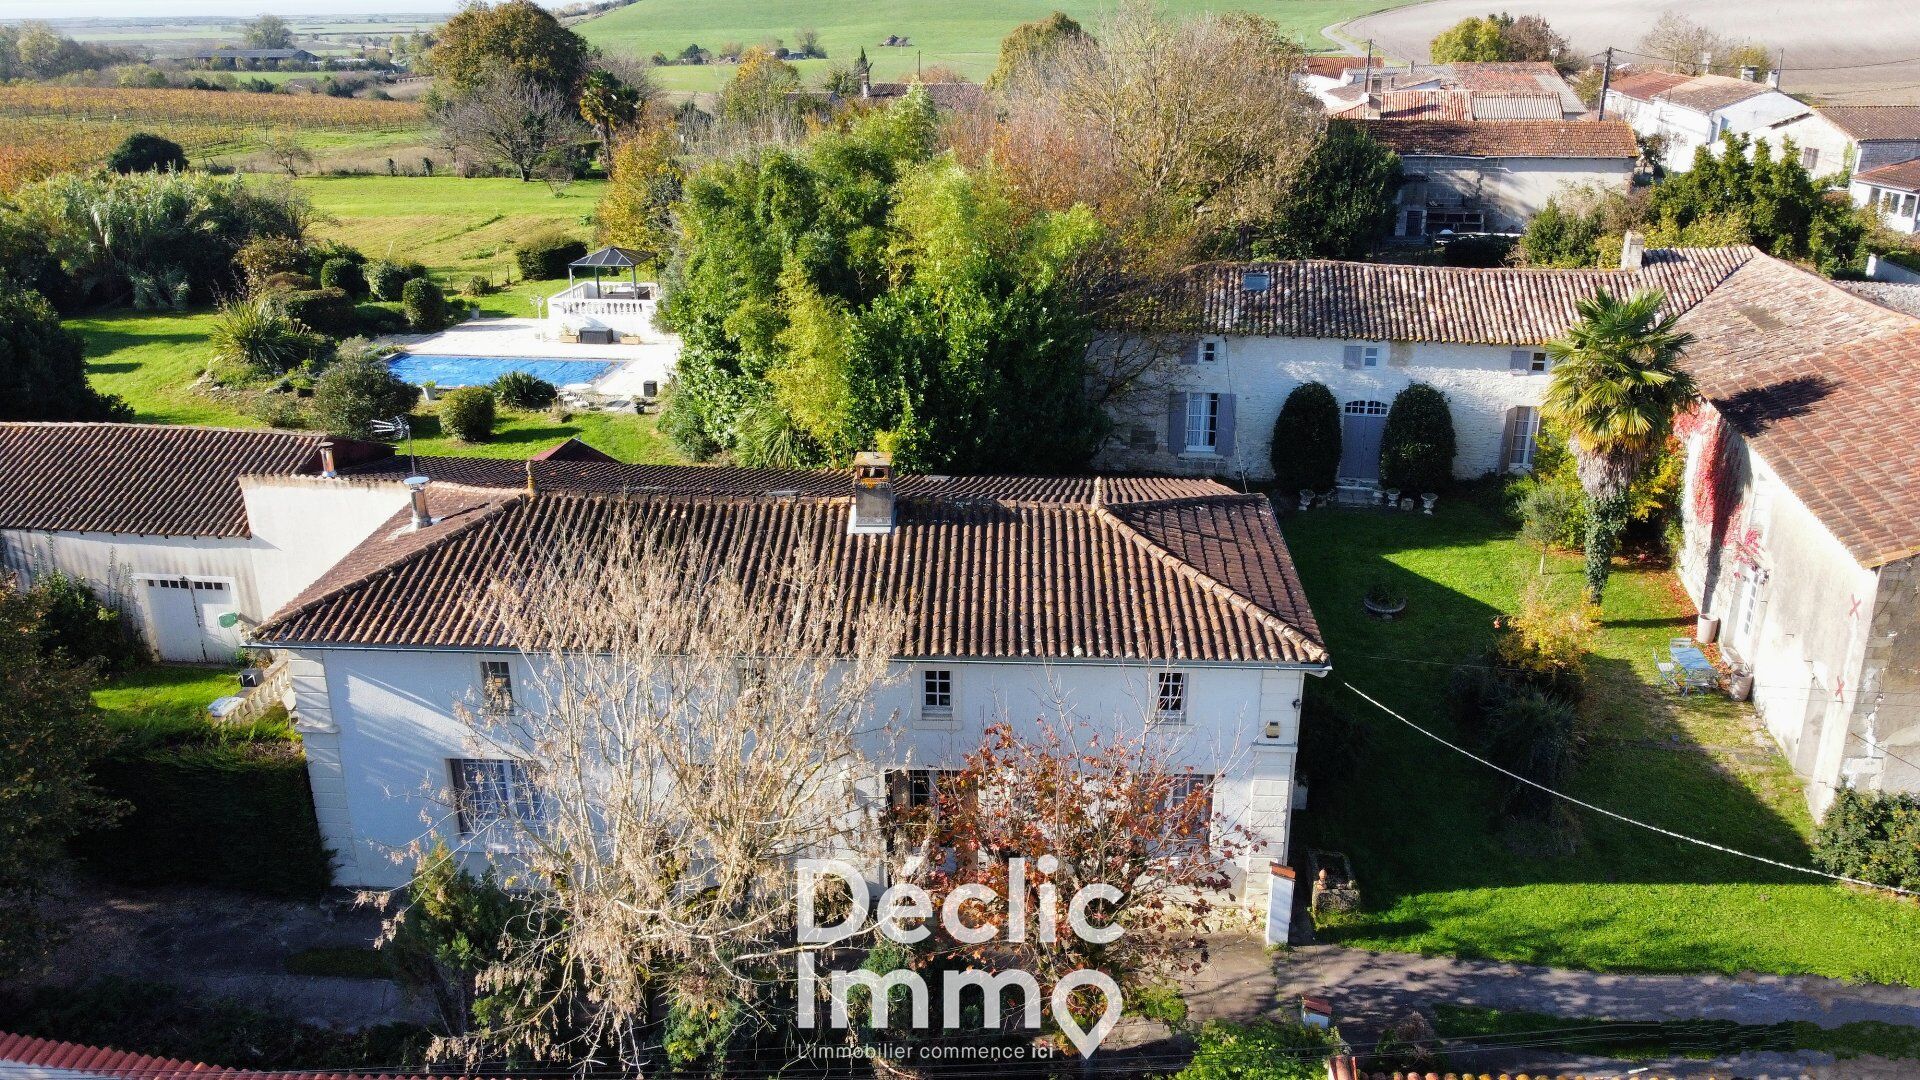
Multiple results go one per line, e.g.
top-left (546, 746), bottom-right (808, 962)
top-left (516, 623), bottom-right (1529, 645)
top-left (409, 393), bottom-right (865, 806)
top-left (370, 416), bottom-right (416, 476)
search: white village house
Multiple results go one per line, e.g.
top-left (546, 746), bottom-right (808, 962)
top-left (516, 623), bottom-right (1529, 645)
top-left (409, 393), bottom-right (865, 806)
top-left (1670, 257), bottom-right (1920, 812)
top-left (1357, 118), bottom-right (1638, 239)
top-left (1603, 70), bottom-right (1808, 173)
top-left (1095, 245), bottom-right (1749, 485)
top-left (236, 457), bottom-right (1328, 901)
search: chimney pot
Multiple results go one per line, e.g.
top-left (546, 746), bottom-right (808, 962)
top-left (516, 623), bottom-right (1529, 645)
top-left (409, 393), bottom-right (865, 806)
top-left (849, 451), bottom-right (896, 535)
top-left (1740, 65), bottom-right (1757, 82)
top-left (1766, 68), bottom-right (1781, 89)
top-left (1619, 229), bottom-right (1646, 271)
top-left (404, 475), bottom-right (433, 530)
top-left (318, 440), bottom-right (338, 478)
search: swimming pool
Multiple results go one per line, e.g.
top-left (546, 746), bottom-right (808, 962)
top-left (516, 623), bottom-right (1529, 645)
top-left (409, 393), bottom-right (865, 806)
top-left (387, 353), bottom-right (618, 388)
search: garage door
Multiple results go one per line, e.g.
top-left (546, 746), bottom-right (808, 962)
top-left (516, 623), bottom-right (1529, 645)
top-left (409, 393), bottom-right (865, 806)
top-left (139, 576), bottom-right (242, 662)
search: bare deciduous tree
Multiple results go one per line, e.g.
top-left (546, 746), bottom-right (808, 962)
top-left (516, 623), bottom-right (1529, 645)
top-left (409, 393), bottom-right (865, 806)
top-left (436, 70), bottom-right (591, 182)
top-left (419, 508), bottom-right (905, 1068)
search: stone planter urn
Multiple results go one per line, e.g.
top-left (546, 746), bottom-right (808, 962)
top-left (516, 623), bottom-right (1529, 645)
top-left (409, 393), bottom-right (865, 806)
top-left (1299, 489), bottom-right (1315, 511)
top-left (1696, 613), bottom-right (1721, 644)
top-left (1384, 487), bottom-right (1401, 508)
top-left (1363, 587), bottom-right (1407, 619)
top-left (1421, 492), bottom-right (1438, 515)
top-left (1729, 669), bottom-right (1755, 701)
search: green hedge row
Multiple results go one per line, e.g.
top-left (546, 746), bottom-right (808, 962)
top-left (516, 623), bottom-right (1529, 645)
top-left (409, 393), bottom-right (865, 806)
top-left (72, 743), bottom-right (332, 897)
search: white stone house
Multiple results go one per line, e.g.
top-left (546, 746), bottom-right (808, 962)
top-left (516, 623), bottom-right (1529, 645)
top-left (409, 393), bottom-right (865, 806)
top-left (1357, 119), bottom-right (1638, 238)
top-left (1603, 70), bottom-right (1810, 173)
top-left (1810, 105), bottom-right (1920, 178)
top-left (1095, 247), bottom-right (1752, 485)
top-left (0, 424), bottom-right (395, 662)
top-left (1850, 161), bottom-right (1920, 235)
top-left (1671, 254), bottom-right (1920, 812)
top-left (248, 461), bottom-right (1329, 901)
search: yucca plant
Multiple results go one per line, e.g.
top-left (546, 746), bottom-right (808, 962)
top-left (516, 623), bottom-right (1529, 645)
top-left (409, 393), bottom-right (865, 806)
top-left (1543, 289), bottom-right (1696, 601)
top-left (207, 295), bottom-right (319, 375)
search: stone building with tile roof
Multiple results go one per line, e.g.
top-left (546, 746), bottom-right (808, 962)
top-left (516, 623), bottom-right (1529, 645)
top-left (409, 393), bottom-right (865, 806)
top-left (1602, 69), bottom-right (1810, 173)
top-left (1667, 255), bottom-right (1920, 813)
top-left (241, 455), bottom-right (1328, 893)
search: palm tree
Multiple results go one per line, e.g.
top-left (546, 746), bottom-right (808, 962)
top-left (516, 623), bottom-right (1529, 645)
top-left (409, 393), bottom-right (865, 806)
top-left (1542, 289), bottom-right (1696, 602)
top-left (577, 71), bottom-right (640, 155)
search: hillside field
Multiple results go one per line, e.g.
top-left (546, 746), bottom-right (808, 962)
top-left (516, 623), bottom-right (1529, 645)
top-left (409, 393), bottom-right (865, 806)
top-left (295, 175), bottom-right (606, 280)
top-left (578, 0), bottom-right (1410, 92)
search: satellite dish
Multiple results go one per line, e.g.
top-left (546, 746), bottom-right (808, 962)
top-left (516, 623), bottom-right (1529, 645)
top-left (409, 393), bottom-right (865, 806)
top-left (218, 613), bottom-right (242, 628)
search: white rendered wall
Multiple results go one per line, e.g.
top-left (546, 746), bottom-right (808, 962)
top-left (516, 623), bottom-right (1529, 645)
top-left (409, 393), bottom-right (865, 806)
top-left (241, 474), bottom-right (415, 619)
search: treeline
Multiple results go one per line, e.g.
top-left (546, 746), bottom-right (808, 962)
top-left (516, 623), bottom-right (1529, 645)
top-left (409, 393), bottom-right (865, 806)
top-left (0, 22), bottom-right (136, 82)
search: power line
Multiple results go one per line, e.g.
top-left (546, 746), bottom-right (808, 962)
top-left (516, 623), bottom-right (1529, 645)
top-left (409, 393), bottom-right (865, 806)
top-left (1342, 682), bottom-right (1917, 898)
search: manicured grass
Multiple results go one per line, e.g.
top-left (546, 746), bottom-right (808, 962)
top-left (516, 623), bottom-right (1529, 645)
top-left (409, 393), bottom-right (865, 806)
top-left (91, 665), bottom-right (296, 749)
top-left (1434, 1005), bottom-right (1920, 1063)
top-left (1283, 488), bottom-right (1920, 984)
top-left (74, 306), bottom-right (679, 464)
top-left (294, 175), bottom-right (607, 278)
top-left (577, 0), bottom-right (1414, 92)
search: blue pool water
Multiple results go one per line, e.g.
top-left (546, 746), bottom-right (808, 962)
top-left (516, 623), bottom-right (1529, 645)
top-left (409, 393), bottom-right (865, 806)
top-left (387, 353), bottom-right (617, 388)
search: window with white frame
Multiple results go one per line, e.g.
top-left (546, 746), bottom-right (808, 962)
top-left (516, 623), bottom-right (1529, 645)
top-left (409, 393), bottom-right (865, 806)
top-left (1161, 773), bottom-right (1215, 844)
top-left (1361, 345), bottom-right (1380, 368)
top-left (921, 668), bottom-right (953, 718)
top-left (480, 659), bottom-right (514, 714)
top-left (1198, 338), bottom-right (1222, 364)
top-left (451, 758), bottom-right (545, 835)
top-left (1156, 671), bottom-right (1187, 722)
top-left (1529, 350), bottom-right (1548, 373)
top-left (1343, 399), bottom-right (1389, 417)
top-left (1508, 406), bottom-right (1542, 470)
top-left (1184, 393), bottom-right (1220, 453)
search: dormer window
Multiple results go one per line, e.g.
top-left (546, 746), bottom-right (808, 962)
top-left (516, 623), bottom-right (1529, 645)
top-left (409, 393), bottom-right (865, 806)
top-left (1240, 271), bottom-right (1271, 292)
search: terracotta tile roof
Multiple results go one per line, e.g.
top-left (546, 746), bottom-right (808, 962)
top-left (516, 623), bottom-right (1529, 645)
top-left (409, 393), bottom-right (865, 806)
top-left (1468, 93), bottom-right (1565, 120)
top-left (1443, 61), bottom-right (1570, 95)
top-left (343, 455), bottom-right (1234, 505)
top-left (529, 436), bottom-right (617, 463)
top-left (1332, 90), bottom-right (1475, 121)
top-left (1326, 1058), bottom-right (1689, 1080)
top-left (1855, 157), bottom-right (1920, 191)
top-left (0, 423), bottom-right (377, 537)
top-left (1817, 105), bottom-right (1920, 141)
top-left (1604, 69), bottom-right (1691, 102)
top-left (1674, 253), bottom-right (1920, 566)
top-left (1613, 71), bottom-right (1784, 114)
top-left (1301, 55), bottom-right (1381, 79)
top-left (0, 1030), bottom-right (431, 1080)
top-left (253, 481), bottom-right (1327, 665)
top-left (1356, 119), bottom-right (1637, 159)
top-left (1158, 247), bottom-right (1754, 346)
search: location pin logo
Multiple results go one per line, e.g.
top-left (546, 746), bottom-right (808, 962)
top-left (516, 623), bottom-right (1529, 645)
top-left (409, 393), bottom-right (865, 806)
top-left (1051, 969), bottom-right (1122, 1058)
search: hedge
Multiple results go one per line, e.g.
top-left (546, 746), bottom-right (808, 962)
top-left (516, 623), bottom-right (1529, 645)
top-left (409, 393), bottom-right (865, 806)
top-left (1379, 382), bottom-right (1456, 493)
top-left (1814, 787), bottom-right (1920, 892)
top-left (71, 741), bottom-right (332, 896)
top-left (514, 231), bottom-right (587, 281)
top-left (318, 258), bottom-right (366, 300)
top-left (1271, 382), bottom-right (1341, 494)
top-left (280, 287), bottom-right (359, 340)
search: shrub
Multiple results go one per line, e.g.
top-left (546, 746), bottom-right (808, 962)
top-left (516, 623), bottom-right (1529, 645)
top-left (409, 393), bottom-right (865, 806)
top-left (461, 274), bottom-right (497, 298)
top-left (256, 271), bottom-right (317, 293)
top-left (318, 257), bottom-right (366, 299)
top-left (1478, 686), bottom-right (1581, 819)
top-left (1378, 382), bottom-right (1456, 493)
top-left (350, 303), bottom-right (409, 336)
top-left (1173, 1019), bottom-right (1342, 1080)
top-left (207, 295), bottom-right (326, 374)
top-left (28, 572), bottom-right (143, 674)
top-left (1814, 788), bottom-right (1920, 892)
top-left (366, 260), bottom-right (421, 301)
top-left (107, 132), bottom-right (188, 174)
top-left (400, 277), bottom-right (449, 332)
top-left (1270, 381), bottom-right (1341, 494)
top-left (513, 229), bottom-right (587, 280)
top-left (1492, 582), bottom-right (1598, 700)
top-left (237, 236), bottom-right (310, 292)
top-left (250, 394), bottom-right (311, 429)
top-left (0, 286), bottom-right (133, 422)
top-left (491, 370), bottom-right (557, 410)
top-left (312, 355), bottom-right (420, 439)
top-left (438, 386), bottom-right (495, 442)
top-left (386, 843), bottom-right (528, 1036)
top-left (280, 287), bottom-right (358, 339)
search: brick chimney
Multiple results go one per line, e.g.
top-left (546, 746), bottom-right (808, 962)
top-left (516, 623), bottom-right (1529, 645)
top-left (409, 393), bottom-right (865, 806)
top-left (849, 451), bottom-right (895, 535)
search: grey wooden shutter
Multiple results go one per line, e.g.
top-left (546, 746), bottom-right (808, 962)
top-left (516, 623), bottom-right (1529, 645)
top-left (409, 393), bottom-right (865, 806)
top-left (1167, 392), bottom-right (1187, 452)
top-left (1215, 394), bottom-right (1237, 457)
top-left (1509, 349), bottom-right (1533, 373)
top-left (1179, 340), bottom-right (1202, 365)
top-left (1343, 345), bottom-right (1364, 369)
top-left (1500, 408), bottom-right (1521, 468)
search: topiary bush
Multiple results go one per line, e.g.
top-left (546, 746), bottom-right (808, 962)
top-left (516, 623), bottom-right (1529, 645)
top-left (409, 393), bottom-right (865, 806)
top-left (400, 277), bottom-right (450, 332)
top-left (438, 386), bottom-right (496, 442)
top-left (367, 260), bottom-right (421, 301)
top-left (513, 230), bottom-right (587, 280)
top-left (317, 257), bottom-right (366, 299)
top-left (107, 132), bottom-right (188, 175)
top-left (1814, 787), bottom-right (1920, 892)
top-left (1379, 382), bottom-right (1456, 493)
top-left (1270, 381), bottom-right (1341, 494)
top-left (279, 287), bottom-right (358, 339)
top-left (490, 370), bottom-right (557, 410)
top-left (312, 355), bottom-right (420, 439)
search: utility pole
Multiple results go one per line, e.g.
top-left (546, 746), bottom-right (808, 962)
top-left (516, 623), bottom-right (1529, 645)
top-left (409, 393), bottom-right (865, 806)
top-left (1363, 37), bottom-right (1374, 113)
top-left (1597, 46), bottom-right (1614, 120)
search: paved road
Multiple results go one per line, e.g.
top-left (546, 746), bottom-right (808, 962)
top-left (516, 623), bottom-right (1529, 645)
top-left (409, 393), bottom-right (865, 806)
top-left (1338, 0), bottom-right (1920, 103)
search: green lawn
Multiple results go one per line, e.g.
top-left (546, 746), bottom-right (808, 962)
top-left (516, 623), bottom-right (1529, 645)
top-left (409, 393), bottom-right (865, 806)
top-left (90, 664), bottom-right (296, 750)
top-left (578, 0), bottom-right (1409, 92)
top-left (1284, 489), bottom-right (1920, 985)
top-left (295, 175), bottom-right (606, 279)
top-left (74, 305), bottom-right (678, 464)
top-left (1433, 1005), bottom-right (1920, 1064)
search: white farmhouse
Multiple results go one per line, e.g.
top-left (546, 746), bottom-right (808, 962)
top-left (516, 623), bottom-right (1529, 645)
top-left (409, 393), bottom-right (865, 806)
top-left (1671, 255), bottom-right (1920, 812)
top-left (247, 459), bottom-right (1329, 902)
top-left (0, 424), bottom-right (394, 662)
top-left (1095, 246), bottom-right (1750, 485)
top-left (1357, 118), bottom-right (1638, 238)
top-left (1603, 70), bottom-right (1809, 173)
top-left (1850, 160), bottom-right (1920, 235)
